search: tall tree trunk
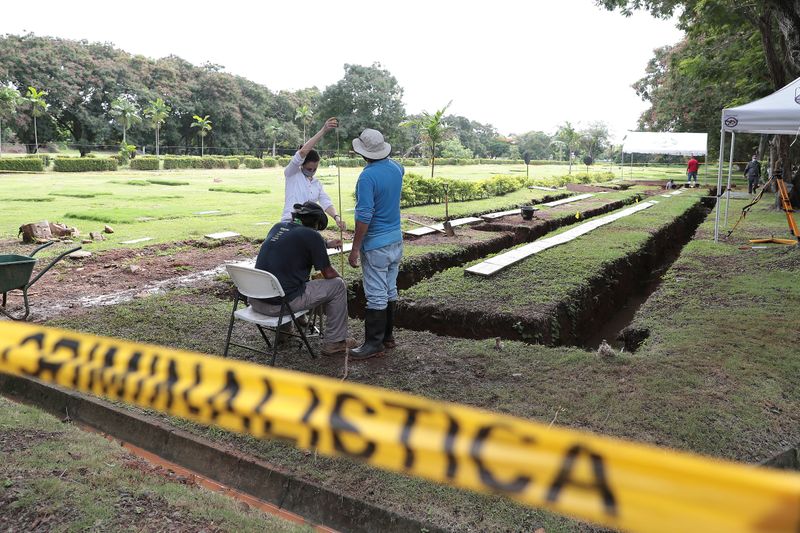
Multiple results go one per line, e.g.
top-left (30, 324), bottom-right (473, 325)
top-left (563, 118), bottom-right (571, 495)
top-left (156, 126), bottom-right (160, 157)
top-left (0, 118), bottom-right (3, 157)
top-left (768, 0), bottom-right (800, 74)
top-left (272, 138), bottom-right (276, 157)
top-left (123, 126), bottom-right (127, 145)
top-left (201, 136), bottom-right (204, 157)
top-left (33, 116), bottom-right (38, 154)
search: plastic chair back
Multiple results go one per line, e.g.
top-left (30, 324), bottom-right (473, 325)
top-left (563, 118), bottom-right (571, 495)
top-left (226, 264), bottom-right (285, 299)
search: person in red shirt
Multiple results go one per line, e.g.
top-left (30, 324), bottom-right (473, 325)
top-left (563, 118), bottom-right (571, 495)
top-left (686, 155), bottom-right (700, 187)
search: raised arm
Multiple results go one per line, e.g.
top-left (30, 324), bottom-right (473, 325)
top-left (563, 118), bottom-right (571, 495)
top-left (299, 117), bottom-right (338, 159)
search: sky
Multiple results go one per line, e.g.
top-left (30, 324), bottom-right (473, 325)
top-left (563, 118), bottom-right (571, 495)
top-left (0, 0), bottom-right (683, 141)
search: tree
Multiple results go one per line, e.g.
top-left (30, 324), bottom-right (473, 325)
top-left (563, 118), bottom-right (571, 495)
top-left (143, 97), bottom-right (170, 156)
top-left (440, 137), bottom-right (473, 159)
top-left (317, 63), bottom-right (407, 149)
top-left (25, 86), bottom-right (48, 154)
top-left (580, 122), bottom-right (610, 158)
top-left (191, 114), bottom-right (212, 156)
top-left (0, 87), bottom-right (20, 157)
top-left (109, 96), bottom-right (142, 145)
top-left (401, 101), bottom-right (452, 177)
top-left (555, 121), bottom-right (582, 173)
top-left (515, 131), bottom-right (553, 160)
top-left (294, 104), bottom-right (313, 142)
top-left (264, 118), bottom-right (280, 157)
top-left (598, 0), bottom-right (800, 180)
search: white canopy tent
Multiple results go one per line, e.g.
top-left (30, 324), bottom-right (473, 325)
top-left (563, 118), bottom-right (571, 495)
top-left (621, 131), bottom-right (708, 180)
top-left (715, 76), bottom-right (800, 241)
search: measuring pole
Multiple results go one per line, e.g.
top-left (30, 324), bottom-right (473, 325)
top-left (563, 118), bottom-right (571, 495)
top-left (336, 126), bottom-right (345, 275)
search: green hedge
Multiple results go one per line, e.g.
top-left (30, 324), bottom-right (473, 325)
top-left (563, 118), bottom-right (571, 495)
top-left (225, 157), bottom-right (240, 169)
top-left (242, 157), bottom-right (263, 169)
top-left (262, 157), bottom-right (277, 167)
top-left (530, 171), bottom-right (616, 188)
top-left (276, 156), bottom-right (292, 167)
top-left (163, 156), bottom-right (229, 169)
top-left (0, 157), bottom-right (45, 172)
top-left (400, 173), bottom-right (529, 207)
top-left (130, 157), bottom-right (160, 170)
top-left (53, 157), bottom-right (118, 172)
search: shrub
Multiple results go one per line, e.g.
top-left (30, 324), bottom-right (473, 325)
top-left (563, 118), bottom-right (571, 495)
top-left (53, 157), bottom-right (118, 172)
top-left (243, 157), bottom-right (263, 169)
top-left (130, 157), bottom-right (160, 170)
top-left (0, 157), bottom-right (45, 172)
top-left (162, 156), bottom-right (230, 169)
top-left (225, 157), bottom-right (241, 169)
top-left (398, 173), bottom-right (529, 208)
top-left (262, 157), bottom-right (277, 167)
top-left (276, 156), bottom-right (292, 167)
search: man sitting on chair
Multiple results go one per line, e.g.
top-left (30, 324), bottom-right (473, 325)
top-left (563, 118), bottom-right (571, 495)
top-left (250, 201), bottom-right (351, 356)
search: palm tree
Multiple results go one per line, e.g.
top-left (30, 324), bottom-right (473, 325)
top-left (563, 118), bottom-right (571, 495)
top-left (0, 87), bottom-right (20, 157)
top-left (401, 101), bottom-right (452, 177)
top-left (294, 105), bottom-right (313, 142)
top-left (143, 98), bottom-right (171, 156)
top-left (555, 121), bottom-right (581, 174)
top-left (25, 87), bottom-right (48, 154)
top-left (265, 119), bottom-right (280, 157)
top-left (191, 115), bottom-right (212, 156)
top-left (109, 97), bottom-right (142, 145)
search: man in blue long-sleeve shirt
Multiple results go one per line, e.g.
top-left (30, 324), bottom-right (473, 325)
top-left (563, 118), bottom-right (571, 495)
top-left (348, 128), bottom-right (405, 360)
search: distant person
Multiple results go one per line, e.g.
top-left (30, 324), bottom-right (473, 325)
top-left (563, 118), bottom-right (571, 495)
top-left (665, 179), bottom-right (674, 190)
top-left (280, 117), bottom-right (346, 231)
top-left (686, 155), bottom-right (699, 188)
top-left (348, 128), bottom-right (405, 360)
top-left (252, 202), bottom-right (352, 356)
top-left (744, 154), bottom-right (761, 194)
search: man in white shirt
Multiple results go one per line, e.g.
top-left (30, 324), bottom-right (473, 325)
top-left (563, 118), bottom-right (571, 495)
top-left (280, 117), bottom-right (346, 230)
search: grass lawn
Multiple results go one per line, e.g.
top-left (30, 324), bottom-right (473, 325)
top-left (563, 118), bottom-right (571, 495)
top-left (0, 163), bottom-right (657, 256)
top-left (0, 396), bottom-right (309, 532)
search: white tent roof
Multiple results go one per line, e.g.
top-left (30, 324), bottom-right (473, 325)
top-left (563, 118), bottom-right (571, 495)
top-left (622, 131), bottom-right (708, 156)
top-left (722, 76), bottom-right (800, 135)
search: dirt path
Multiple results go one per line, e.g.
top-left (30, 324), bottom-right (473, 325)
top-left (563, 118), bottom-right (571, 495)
top-left (0, 238), bottom-right (262, 321)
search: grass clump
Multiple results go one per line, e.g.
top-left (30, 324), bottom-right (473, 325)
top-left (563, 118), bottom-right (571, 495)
top-left (147, 179), bottom-right (190, 186)
top-left (209, 186), bottom-right (271, 194)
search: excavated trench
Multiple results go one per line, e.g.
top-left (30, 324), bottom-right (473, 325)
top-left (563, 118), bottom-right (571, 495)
top-left (347, 194), bottom-right (646, 317)
top-left (392, 199), bottom-right (711, 348)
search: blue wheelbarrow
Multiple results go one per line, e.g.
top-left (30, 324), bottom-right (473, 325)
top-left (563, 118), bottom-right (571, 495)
top-left (0, 241), bottom-right (81, 320)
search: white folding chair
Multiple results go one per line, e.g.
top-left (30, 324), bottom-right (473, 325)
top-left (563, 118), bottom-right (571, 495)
top-left (223, 264), bottom-right (315, 365)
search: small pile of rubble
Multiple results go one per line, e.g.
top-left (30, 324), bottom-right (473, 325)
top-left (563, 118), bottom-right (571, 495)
top-left (19, 220), bottom-right (114, 244)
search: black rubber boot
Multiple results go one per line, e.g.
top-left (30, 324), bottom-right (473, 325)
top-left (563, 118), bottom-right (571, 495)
top-left (383, 301), bottom-right (397, 349)
top-left (350, 308), bottom-right (387, 360)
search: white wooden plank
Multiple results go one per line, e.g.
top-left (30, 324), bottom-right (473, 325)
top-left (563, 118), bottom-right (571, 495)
top-left (205, 231), bottom-right (240, 240)
top-left (660, 194), bottom-right (672, 198)
top-left (403, 216), bottom-right (482, 236)
top-left (541, 193), bottom-right (594, 207)
top-left (465, 202), bottom-right (655, 277)
top-left (194, 210), bottom-right (221, 215)
top-left (529, 185), bottom-right (561, 191)
top-left (327, 243), bottom-right (353, 256)
top-left (120, 237), bottom-right (153, 244)
top-left (481, 209), bottom-right (522, 220)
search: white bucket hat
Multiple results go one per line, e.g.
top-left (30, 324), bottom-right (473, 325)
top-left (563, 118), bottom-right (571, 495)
top-left (352, 128), bottom-right (391, 159)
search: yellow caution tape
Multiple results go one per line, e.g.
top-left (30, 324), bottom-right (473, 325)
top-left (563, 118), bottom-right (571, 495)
top-left (2, 322), bottom-right (800, 533)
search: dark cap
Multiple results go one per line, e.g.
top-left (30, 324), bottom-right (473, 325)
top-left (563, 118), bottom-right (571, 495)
top-left (292, 201), bottom-right (328, 230)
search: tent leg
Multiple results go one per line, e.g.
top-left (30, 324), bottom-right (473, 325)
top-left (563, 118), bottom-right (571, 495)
top-left (714, 128), bottom-right (725, 242)
top-left (724, 132), bottom-right (736, 227)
